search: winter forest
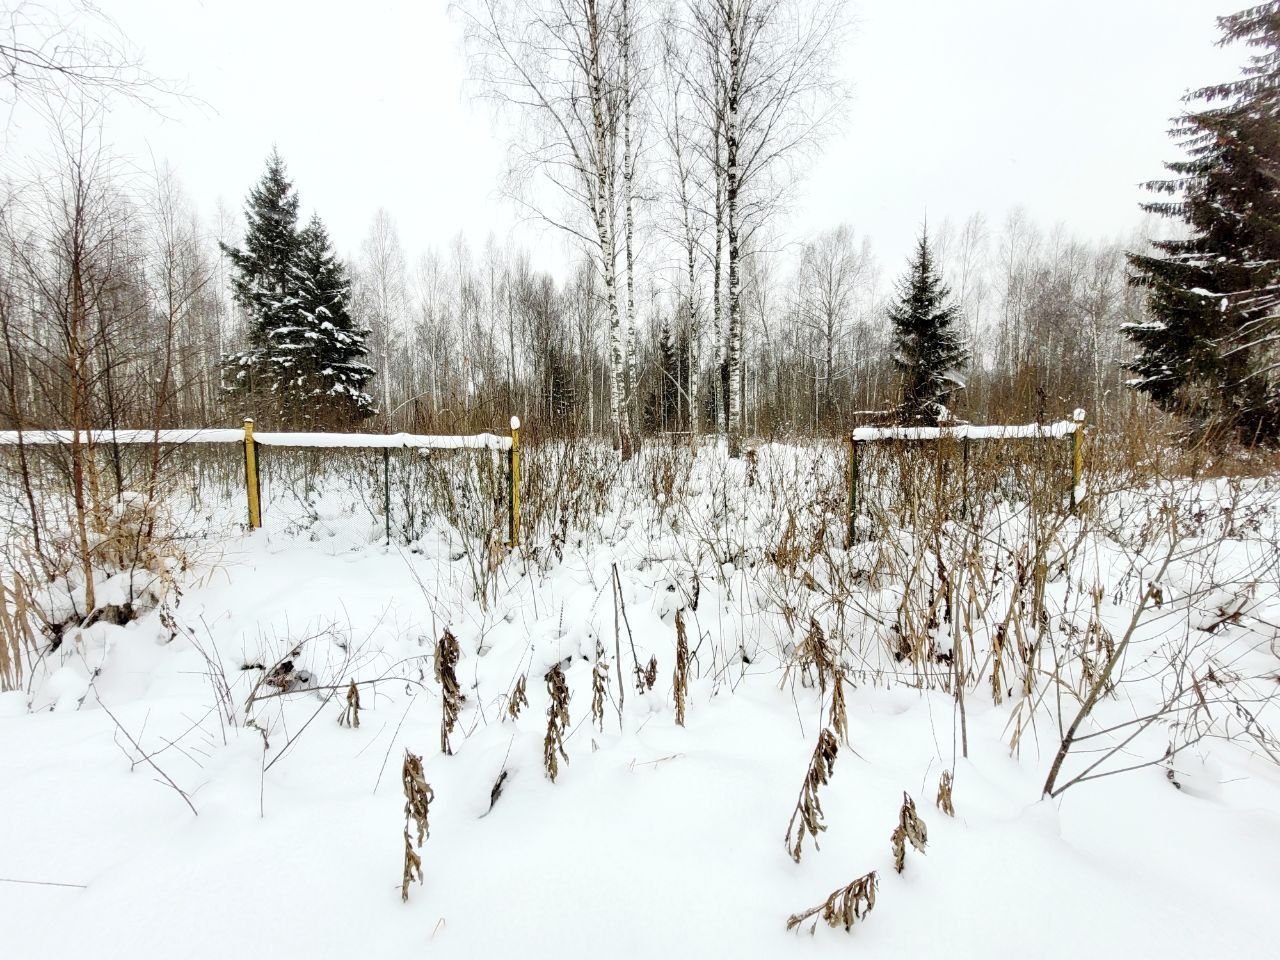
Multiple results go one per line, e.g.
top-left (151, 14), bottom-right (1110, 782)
top-left (2, 2), bottom-right (1280, 958)
top-left (2, 1), bottom-right (1169, 450)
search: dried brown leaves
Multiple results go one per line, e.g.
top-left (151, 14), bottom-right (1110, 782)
top-left (787, 871), bottom-right (878, 934)
top-left (544, 664), bottom-right (570, 782)
top-left (435, 628), bottom-right (463, 754)
top-left (785, 728), bottom-right (839, 863)
top-left (891, 791), bottom-right (928, 873)
top-left (936, 769), bottom-right (955, 816)
top-left (591, 642), bottom-right (609, 731)
top-left (507, 673), bottom-right (528, 722)
top-left (401, 750), bottom-right (434, 902)
top-left (674, 608), bottom-right (690, 727)
top-left (338, 681), bottom-right (361, 728)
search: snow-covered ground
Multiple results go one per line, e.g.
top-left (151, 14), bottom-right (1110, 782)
top-left (2, 440), bottom-right (1278, 958)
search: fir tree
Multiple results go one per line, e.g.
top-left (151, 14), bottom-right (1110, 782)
top-left (887, 229), bottom-right (967, 423)
top-left (1126, 3), bottom-right (1280, 441)
top-left (221, 150), bottom-right (377, 427)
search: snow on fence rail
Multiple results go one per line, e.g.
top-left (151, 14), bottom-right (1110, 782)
top-left (0, 428), bottom-right (513, 450)
top-left (845, 410), bottom-right (1087, 546)
top-left (0, 416), bottom-right (524, 546)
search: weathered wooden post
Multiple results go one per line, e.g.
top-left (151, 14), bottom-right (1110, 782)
top-left (243, 418), bottom-right (261, 530)
top-left (1069, 408), bottom-right (1086, 514)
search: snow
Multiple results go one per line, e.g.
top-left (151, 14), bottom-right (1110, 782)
top-left (852, 419), bottom-right (1081, 442)
top-left (0, 429), bottom-right (514, 451)
top-left (0, 441), bottom-right (1277, 958)
top-left (253, 431), bottom-right (512, 450)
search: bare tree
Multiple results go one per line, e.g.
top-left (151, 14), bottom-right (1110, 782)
top-left (795, 224), bottom-right (874, 425)
top-left (682, 0), bottom-right (847, 455)
top-left (460, 0), bottom-right (636, 458)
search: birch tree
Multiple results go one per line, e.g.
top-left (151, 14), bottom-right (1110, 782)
top-left (461, 0), bottom-right (636, 458)
top-left (683, 0), bottom-right (847, 456)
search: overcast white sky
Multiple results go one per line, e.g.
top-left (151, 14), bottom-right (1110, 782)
top-left (5, 0), bottom-right (1246, 276)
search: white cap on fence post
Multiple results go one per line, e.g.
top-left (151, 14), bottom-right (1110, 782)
top-left (1073, 409), bottom-right (1086, 423)
top-left (510, 416), bottom-right (521, 431)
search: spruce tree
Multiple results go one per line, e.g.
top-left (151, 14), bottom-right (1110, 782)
top-left (1127, 3), bottom-right (1280, 441)
top-left (222, 149), bottom-right (302, 403)
top-left (222, 151), bottom-right (377, 427)
top-left (887, 230), bottom-right (967, 423)
top-left (291, 215), bottom-right (376, 425)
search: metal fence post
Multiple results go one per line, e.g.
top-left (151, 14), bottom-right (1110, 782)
top-left (383, 447), bottom-right (392, 545)
top-left (509, 415), bottom-right (521, 547)
top-left (243, 418), bottom-right (261, 530)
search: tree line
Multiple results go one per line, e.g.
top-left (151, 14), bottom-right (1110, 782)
top-left (0, 1), bottom-right (1276, 449)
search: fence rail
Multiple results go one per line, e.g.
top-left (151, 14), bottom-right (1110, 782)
top-left (0, 417), bottom-right (522, 547)
top-left (846, 410), bottom-right (1087, 546)
top-left (0, 428), bottom-right (513, 451)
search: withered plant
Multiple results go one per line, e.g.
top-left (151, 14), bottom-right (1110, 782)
top-left (674, 608), bottom-right (690, 727)
top-left (936, 769), bottom-right (955, 816)
top-left (591, 642), bottom-right (609, 731)
top-left (544, 664), bottom-right (570, 781)
top-left (507, 673), bottom-right (528, 721)
top-left (401, 750), bottom-right (434, 902)
top-left (337, 681), bottom-right (361, 728)
top-left (401, 828), bottom-right (422, 903)
top-left (785, 728), bottom-right (839, 862)
top-left (787, 871), bottom-right (878, 934)
top-left (642, 654), bottom-right (657, 692)
top-left (891, 792), bottom-right (928, 873)
top-left (788, 619), bottom-right (848, 743)
top-left (435, 628), bottom-right (463, 754)
top-left (0, 572), bottom-right (36, 692)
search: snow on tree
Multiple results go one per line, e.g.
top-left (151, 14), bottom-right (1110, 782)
top-left (291, 215), bottom-right (376, 423)
top-left (221, 151), bottom-right (376, 427)
top-left (1126, 2), bottom-right (1280, 442)
top-left (887, 228), bottom-right (968, 424)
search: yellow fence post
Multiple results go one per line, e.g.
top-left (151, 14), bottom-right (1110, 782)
top-left (509, 415), bottom-right (521, 547)
top-left (243, 418), bottom-right (261, 530)
top-left (1069, 408), bottom-right (1086, 515)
